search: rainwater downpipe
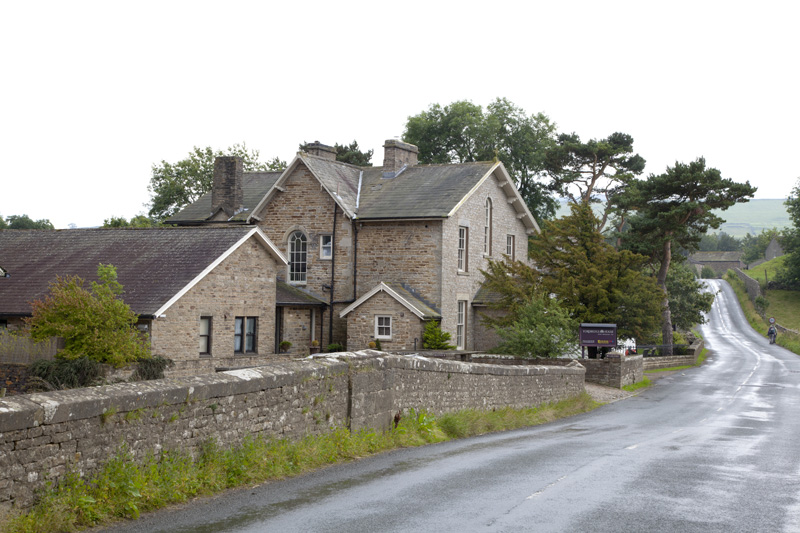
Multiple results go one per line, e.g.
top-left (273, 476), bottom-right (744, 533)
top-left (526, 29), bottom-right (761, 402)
top-left (329, 204), bottom-right (337, 345)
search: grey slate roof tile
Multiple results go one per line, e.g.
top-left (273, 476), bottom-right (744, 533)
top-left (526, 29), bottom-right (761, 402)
top-left (0, 227), bottom-right (260, 317)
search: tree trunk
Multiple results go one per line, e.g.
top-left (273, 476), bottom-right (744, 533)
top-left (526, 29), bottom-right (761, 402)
top-left (657, 239), bottom-right (673, 355)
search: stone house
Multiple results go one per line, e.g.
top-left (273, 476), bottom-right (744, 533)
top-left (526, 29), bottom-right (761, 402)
top-left (0, 227), bottom-right (286, 373)
top-left (688, 251), bottom-right (745, 277)
top-left (169, 139), bottom-right (538, 353)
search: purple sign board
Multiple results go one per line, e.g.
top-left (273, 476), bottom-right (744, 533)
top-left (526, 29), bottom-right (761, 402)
top-left (579, 323), bottom-right (617, 347)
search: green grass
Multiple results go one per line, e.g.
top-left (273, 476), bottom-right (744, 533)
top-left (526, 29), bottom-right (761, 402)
top-left (744, 256), bottom-right (785, 285)
top-left (725, 271), bottom-right (800, 355)
top-left (1, 394), bottom-right (599, 533)
top-left (764, 290), bottom-right (800, 331)
top-left (622, 377), bottom-right (651, 392)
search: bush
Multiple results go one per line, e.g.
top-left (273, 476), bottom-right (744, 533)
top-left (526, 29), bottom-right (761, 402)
top-left (132, 356), bottom-right (174, 381)
top-left (700, 266), bottom-right (716, 279)
top-left (495, 297), bottom-right (577, 358)
top-left (326, 343), bottom-right (345, 353)
top-left (25, 264), bottom-right (150, 367)
top-left (422, 321), bottom-right (455, 350)
top-left (28, 357), bottom-right (103, 390)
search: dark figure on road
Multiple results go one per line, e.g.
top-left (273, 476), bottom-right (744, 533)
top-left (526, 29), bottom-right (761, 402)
top-left (768, 325), bottom-right (778, 344)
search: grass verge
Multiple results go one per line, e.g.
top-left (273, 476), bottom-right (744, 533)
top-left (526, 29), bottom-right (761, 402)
top-left (1, 393), bottom-right (598, 533)
top-left (724, 272), bottom-right (800, 356)
top-left (622, 377), bottom-right (651, 392)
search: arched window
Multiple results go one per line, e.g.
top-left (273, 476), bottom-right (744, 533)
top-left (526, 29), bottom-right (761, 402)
top-left (289, 231), bottom-right (307, 283)
top-left (484, 198), bottom-right (492, 255)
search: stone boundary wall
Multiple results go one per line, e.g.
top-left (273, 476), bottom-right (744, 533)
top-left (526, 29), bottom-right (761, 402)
top-left (642, 339), bottom-right (704, 371)
top-left (734, 268), bottom-right (762, 302)
top-left (0, 351), bottom-right (585, 510)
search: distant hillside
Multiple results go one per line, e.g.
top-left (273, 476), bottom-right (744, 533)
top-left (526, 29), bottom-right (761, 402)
top-left (554, 198), bottom-right (791, 238)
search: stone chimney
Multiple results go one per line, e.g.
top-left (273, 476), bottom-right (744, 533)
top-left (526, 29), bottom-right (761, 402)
top-left (212, 156), bottom-right (243, 216)
top-left (304, 141), bottom-right (337, 161)
top-left (382, 139), bottom-right (418, 177)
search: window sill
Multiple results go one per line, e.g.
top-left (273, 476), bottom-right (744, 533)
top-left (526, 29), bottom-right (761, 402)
top-left (457, 271), bottom-right (470, 276)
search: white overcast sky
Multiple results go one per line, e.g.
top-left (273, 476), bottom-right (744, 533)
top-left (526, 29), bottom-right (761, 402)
top-left (1, 0), bottom-right (797, 229)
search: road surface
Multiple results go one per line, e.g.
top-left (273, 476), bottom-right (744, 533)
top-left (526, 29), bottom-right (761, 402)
top-left (105, 279), bottom-right (800, 532)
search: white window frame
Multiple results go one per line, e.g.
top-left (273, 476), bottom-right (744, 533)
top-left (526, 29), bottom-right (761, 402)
top-left (458, 226), bottom-right (468, 272)
top-left (288, 231), bottom-right (307, 284)
top-left (456, 301), bottom-right (466, 350)
top-left (375, 315), bottom-right (392, 340)
top-left (506, 234), bottom-right (515, 260)
top-left (320, 234), bottom-right (333, 260)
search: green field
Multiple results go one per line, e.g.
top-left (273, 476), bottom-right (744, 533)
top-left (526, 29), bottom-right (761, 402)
top-left (744, 256), bottom-right (800, 331)
top-left (556, 198), bottom-right (790, 238)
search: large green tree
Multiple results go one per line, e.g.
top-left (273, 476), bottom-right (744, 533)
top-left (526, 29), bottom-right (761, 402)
top-left (777, 180), bottom-right (800, 288)
top-left (741, 228), bottom-right (782, 264)
top-left (482, 203), bottom-right (663, 345)
top-left (543, 132), bottom-right (645, 230)
top-left (26, 264), bottom-right (150, 367)
top-left (620, 158), bottom-right (756, 351)
top-left (2, 214), bottom-right (55, 229)
top-left (403, 98), bottom-right (559, 221)
top-left (147, 143), bottom-right (286, 221)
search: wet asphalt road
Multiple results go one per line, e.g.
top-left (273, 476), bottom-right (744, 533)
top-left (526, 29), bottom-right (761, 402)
top-left (104, 279), bottom-right (800, 532)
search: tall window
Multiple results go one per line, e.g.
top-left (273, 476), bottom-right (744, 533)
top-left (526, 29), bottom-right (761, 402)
top-left (320, 235), bottom-right (332, 259)
top-left (484, 198), bottom-right (493, 255)
top-left (235, 316), bottom-right (258, 353)
top-left (456, 301), bottom-right (467, 350)
top-left (458, 226), bottom-right (468, 271)
top-left (506, 234), bottom-right (515, 261)
top-left (375, 315), bottom-right (392, 339)
top-left (199, 317), bottom-right (212, 356)
top-left (289, 231), bottom-right (307, 283)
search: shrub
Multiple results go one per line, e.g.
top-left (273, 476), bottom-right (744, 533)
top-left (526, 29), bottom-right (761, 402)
top-left (25, 264), bottom-right (150, 367)
top-left (279, 341), bottom-right (292, 353)
top-left (494, 297), bottom-right (577, 358)
top-left (132, 356), bottom-right (174, 381)
top-left (700, 266), bottom-right (716, 279)
top-left (326, 343), bottom-right (345, 352)
top-left (422, 321), bottom-right (455, 350)
top-left (28, 357), bottom-right (103, 390)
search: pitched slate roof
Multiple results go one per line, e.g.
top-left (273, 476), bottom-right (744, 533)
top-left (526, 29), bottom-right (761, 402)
top-left (169, 150), bottom-right (539, 233)
top-left (0, 227), bottom-right (286, 318)
top-left (276, 281), bottom-right (327, 307)
top-left (689, 251), bottom-right (743, 263)
top-left (339, 282), bottom-right (441, 320)
top-left (168, 172), bottom-right (282, 224)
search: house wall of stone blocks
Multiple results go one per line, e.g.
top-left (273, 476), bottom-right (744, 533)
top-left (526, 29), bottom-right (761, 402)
top-left (0, 351), bottom-right (585, 511)
top-left (345, 291), bottom-right (426, 351)
top-left (440, 171), bottom-right (532, 349)
top-left (255, 163), bottom-right (354, 348)
top-left (149, 238), bottom-right (278, 361)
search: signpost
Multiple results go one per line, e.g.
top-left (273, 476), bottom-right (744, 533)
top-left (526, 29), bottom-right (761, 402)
top-left (579, 323), bottom-right (617, 358)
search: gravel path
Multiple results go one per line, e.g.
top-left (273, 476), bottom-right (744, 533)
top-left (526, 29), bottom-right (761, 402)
top-left (584, 382), bottom-right (634, 403)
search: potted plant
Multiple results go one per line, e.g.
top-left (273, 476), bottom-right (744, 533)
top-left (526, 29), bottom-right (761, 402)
top-left (310, 339), bottom-right (320, 354)
top-left (279, 340), bottom-right (292, 353)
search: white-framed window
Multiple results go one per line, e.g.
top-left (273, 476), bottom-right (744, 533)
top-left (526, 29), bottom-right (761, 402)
top-left (484, 198), bottom-right (493, 255)
top-left (375, 315), bottom-right (392, 339)
top-left (506, 234), bottom-right (515, 261)
top-left (235, 316), bottom-right (258, 354)
top-left (458, 226), bottom-right (468, 272)
top-left (199, 316), bottom-right (212, 356)
top-left (320, 235), bottom-right (333, 260)
top-left (289, 231), bottom-right (307, 283)
top-left (456, 300), bottom-right (467, 350)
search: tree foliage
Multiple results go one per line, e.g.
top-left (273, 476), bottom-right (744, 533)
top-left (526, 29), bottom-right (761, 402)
top-left (543, 132), bottom-right (645, 230)
top-left (741, 228), bottom-right (782, 263)
top-left (698, 231), bottom-right (742, 252)
top-left (26, 264), bottom-right (150, 367)
top-left (103, 215), bottom-right (157, 228)
top-left (619, 157), bottom-right (756, 348)
top-left (147, 143), bottom-right (286, 221)
top-left (493, 296), bottom-right (577, 358)
top-left (482, 203), bottom-right (663, 342)
top-left (422, 321), bottom-right (455, 350)
top-left (1, 214), bottom-right (55, 230)
top-left (778, 180), bottom-right (800, 288)
top-left (666, 263), bottom-right (715, 330)
top-left (403, 98), bottom-right (559, 221)
top-left (335, 141), bottom-right (373, 166)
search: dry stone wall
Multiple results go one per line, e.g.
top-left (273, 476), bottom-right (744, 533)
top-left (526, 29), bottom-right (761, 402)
top-left (0, 351), bottom-right (585, 510)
